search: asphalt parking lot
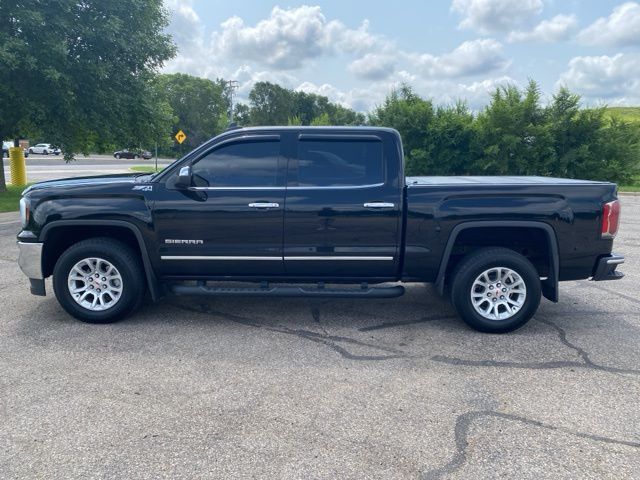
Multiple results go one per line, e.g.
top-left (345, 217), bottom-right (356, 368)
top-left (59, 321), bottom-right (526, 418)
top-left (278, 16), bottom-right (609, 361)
top-left (1, 198), bottom-right (639, 479)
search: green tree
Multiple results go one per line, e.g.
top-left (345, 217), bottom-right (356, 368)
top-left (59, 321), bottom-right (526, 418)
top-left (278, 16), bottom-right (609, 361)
top-left (369, 85), bottom-right (435, 175)
top-left (153, 73), bottom-right (229, 153)
top-left (545, 88), bottom-right (640, 183)
top-left (310, 113), bottom-right (331, 126)
top-left (233, 103), bottom-right (251, 126)
top-left (249, 82), bottom-right (294, 125)
top-left (474, 81), bottom-right (554, 175)
top-left (426, 102), bottom-right (476, 175)
top-left (246, 82), bottom-right (364, 127)
top-left (0, 0), bottom-right (175, 190)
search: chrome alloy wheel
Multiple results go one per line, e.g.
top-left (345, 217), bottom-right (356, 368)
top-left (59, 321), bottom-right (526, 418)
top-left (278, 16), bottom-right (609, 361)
top-left (470, 267), bottom-right (527, 321)
top-left (67, 257), bottom-right (123, 311)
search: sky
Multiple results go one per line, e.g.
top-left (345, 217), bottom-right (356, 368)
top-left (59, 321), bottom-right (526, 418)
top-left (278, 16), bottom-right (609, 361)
top-left (162, 0), bottom-right (640, 112)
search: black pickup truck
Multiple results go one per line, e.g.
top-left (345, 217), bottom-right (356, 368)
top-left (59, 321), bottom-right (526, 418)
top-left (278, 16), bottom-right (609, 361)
top-left (17, 127), bottom-right (624, 332)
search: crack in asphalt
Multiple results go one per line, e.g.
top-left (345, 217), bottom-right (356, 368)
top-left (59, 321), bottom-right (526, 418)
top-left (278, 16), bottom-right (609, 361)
top-left (422, 410), bottom-right (640, 480)
top-left (169, 301), bottom-right (639, 373)
top-left (432, 318), bottom-right (640, 375)
top-left (170, 302), bottom-right (410, 361)
top-left (311, 306), bottom-right (331, 338)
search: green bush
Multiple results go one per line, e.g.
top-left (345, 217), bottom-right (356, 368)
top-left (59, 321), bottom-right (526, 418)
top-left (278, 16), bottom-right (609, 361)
top-left (372, 81), bottom-right (640, 184)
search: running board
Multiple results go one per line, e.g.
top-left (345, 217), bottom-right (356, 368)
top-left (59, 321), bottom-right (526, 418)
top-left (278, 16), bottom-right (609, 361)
top-left (168, 283), bottom-right (405, 299)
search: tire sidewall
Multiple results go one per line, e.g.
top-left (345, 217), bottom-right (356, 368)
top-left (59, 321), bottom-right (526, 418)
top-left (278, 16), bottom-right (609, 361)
top-left (452, 251), bottom-right (541, 333)
top-left (53, 242), bottom-right (143, 323)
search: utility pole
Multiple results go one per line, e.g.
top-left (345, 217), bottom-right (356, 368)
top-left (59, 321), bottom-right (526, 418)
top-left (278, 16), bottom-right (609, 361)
top-left (225, 80), bottom-right (239, 123)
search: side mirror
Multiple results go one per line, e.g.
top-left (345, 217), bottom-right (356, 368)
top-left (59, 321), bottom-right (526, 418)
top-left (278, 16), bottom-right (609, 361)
top-left (175, 165), bottom-right (192, 189)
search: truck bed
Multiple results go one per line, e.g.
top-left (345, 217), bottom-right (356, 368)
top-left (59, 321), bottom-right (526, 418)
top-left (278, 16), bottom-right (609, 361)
top-left (403, 175), bottom-right (618, 283)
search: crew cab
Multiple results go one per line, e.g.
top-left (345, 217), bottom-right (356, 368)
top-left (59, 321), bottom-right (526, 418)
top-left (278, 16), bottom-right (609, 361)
top-left (16, 127), bottom-right (624, 332)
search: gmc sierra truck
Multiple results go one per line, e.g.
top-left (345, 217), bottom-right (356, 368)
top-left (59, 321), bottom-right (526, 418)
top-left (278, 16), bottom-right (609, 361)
top-left (17, 127), bottom-right (624, 332)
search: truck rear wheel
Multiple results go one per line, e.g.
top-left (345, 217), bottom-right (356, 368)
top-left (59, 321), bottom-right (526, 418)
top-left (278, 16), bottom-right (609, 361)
top-left (450, 248), bottom-right (541, 333)
top-left (53, 238), bottom-right (145, 323)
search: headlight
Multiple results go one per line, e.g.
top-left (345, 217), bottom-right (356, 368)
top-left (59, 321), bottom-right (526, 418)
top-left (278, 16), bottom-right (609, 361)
top-left (19, 197), bottom-right (30, 228)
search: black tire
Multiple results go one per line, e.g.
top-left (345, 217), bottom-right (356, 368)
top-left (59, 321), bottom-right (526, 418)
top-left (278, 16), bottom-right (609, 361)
top-left (28, 148), bottom-right (33, 154)
top-left (43, 150), bottom-right (49, 155)
top-left (450, 247), bottom-right (541, 333)
top-left (115, 153), bottom-right (121, 159)
top-left (53, 237), bottom-right (146, 323)
top-left (134, 154), bottom-right (139, 159)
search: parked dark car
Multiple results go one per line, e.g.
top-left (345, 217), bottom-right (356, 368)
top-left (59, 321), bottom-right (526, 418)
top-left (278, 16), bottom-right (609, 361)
top-left (113, 149), bottom-right (139, 159)
top-left (17, 127), bottom-right (624, 333)
top-left (113, 149), bottom-right (152, 160)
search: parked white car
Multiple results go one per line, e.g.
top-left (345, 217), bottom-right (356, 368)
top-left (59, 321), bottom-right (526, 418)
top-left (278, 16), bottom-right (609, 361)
top-left (2, 141), bottom-right (29, 158)
top-left (28, 143), bottom-right (61, 155)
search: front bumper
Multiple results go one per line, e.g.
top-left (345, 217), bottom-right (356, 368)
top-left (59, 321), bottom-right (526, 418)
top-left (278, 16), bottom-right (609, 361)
top-left (592, 253), bottom-right (625, 281)
top-left (17, 242), bottom-right (46, 295)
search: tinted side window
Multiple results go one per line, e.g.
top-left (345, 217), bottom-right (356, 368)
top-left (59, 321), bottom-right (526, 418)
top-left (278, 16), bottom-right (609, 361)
top-left (297, 139), bottom-right (384, 187)
top-left (192, 140), bottom-right (280, 187)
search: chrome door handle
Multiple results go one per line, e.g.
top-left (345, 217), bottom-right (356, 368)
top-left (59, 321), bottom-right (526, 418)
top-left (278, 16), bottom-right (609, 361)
top-left (364, 202), bottom-right (395, 208)
top-left (248, 202), bottom-right (280, 208)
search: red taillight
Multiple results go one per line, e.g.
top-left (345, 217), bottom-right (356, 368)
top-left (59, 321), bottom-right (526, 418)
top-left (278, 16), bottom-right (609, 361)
top-left (601, 200), bottom-right (620, 239)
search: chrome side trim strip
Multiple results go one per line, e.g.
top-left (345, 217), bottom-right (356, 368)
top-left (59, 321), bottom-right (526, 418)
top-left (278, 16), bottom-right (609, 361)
top-left (189, 186), bottom-right (286, 191)
top-left (161, 255), bottom-right (394, 261)
top-left (284, 256), bottom-right (393, 261)
top-left (286, 183), bottom-right (384, 190)
top-left (161, 256), bottom-right (282, 261)
top-left (187, 183), bottom-right (385, 191)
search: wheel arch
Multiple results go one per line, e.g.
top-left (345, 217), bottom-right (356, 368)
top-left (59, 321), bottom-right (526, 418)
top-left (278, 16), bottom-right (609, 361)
top-left (40, 220), bottom-right (161, 301)
top-left (435, 221), bottom-right (559, 302)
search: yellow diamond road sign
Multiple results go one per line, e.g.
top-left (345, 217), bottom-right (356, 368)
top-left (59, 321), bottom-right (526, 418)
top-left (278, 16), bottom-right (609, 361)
top-left (175, 130), bottom-right (187, 144)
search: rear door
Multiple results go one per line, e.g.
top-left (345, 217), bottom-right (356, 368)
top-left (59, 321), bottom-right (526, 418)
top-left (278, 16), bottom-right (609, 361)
top-left (283, 131), bottom-right (402, 278)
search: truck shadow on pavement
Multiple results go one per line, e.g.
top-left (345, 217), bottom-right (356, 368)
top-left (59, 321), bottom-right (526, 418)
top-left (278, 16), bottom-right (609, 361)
top-left (157, 283), bottom-right (640, 376)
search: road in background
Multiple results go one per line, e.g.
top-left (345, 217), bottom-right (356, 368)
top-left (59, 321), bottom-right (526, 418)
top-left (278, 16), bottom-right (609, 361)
top-left (3, 154), bottom-right (175, 183)
top-left (0, 198), bottom-right (638, 478)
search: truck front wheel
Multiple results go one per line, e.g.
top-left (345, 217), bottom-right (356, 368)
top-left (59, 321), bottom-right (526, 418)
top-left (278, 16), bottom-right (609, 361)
top-left (53, 238), bottom-right (145, 323)
top-left (450, 248), bottom-right (541, 333)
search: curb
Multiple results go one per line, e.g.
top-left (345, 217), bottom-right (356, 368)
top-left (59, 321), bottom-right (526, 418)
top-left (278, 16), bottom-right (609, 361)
top-left (619, 192), bottom-right (640, 197)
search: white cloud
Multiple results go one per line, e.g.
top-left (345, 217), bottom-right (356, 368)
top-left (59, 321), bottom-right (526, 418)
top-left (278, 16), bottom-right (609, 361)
top-left (213, 7), bottom-right (328, 69)
top-left (508, 14), bottom-right (578, 43)
top-left (298, 75), bottom-right (519, 112)
top-left (407, 39), bottom-right (508, 78)
top-left (211, 6), bottom-right (389, 70)
top-left (162, 4), bottom-right (518, 111)
top-left (296, 81), bottom-right (392, 112)
top-left (556, 53), bottom-right (640, 103)
top-left (348, 53), bottom-right (397, 80)
top-left (577, 2), bottom-right (640, 47)
top-left (451, 0), bottom-right (543, 33)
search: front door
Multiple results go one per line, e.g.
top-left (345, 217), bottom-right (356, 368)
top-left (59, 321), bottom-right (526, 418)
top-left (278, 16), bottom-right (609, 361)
top-left (152, 135), bottom-right (286, 278)
top-left (283, 132), bottom-right (402, 278)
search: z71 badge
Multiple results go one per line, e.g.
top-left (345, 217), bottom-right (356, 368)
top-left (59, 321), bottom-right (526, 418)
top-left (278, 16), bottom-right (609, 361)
top-left (132, 185), bottom-right (153, 191)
